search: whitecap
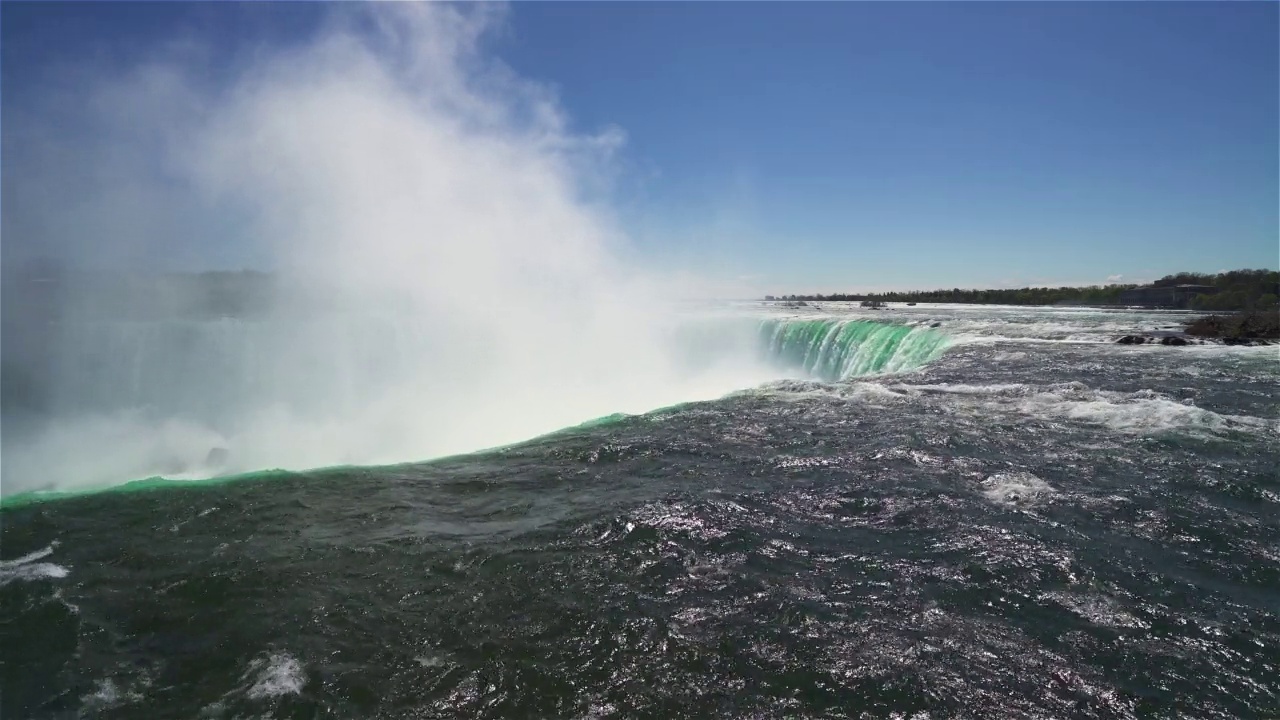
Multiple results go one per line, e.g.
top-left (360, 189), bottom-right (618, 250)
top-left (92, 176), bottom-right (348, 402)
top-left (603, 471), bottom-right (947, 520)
top-left (415, 654), bottom-right (449, 668)
top-left (0, 543), bottom-right (69, 587)
top-left (897, 381), bottom-right (1277, 438)
top-left (85, 678), bottom-right (122, 707)
top-left (893, 382), bottom-right (1037, 397)
top-left (981, 472), bottom-right (1057, 508)
top-left (1018, 394), bottom-right (1273, 436)
top-left (244, 653), bottom-right (305, 699)
top-left (1041, 591), bottom-right (1149, 629)
top-left (80, 671), bottom-right (150, 711)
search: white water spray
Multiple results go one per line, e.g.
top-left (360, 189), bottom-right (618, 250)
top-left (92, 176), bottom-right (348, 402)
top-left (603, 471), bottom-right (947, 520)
top-left (1, 5), bottom-right (778, 495)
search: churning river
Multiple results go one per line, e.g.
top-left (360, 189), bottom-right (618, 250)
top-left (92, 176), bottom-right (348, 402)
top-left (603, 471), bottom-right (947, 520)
top-left (3, 302), bottom-right (1277, 719)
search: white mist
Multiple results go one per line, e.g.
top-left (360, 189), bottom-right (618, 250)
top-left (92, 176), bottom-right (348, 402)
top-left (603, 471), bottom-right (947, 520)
top-left (2, 5), bottom-right (777, 495)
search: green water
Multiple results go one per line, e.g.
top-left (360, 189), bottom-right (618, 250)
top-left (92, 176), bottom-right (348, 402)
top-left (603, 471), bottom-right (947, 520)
top-left (0, 469), bottom-right (301, 510)
top-left (761, 318), bottom-right (951, 380)
top-left (0, 411), bottom-right (659, 510)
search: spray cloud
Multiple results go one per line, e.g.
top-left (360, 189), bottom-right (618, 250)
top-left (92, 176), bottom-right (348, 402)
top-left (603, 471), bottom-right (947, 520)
top-left (1, 4), bottom-right (774, 494)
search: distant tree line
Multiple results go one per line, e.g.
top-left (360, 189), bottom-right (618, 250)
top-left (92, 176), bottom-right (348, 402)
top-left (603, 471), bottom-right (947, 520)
top-left (765, 284), bottom-right (1137, 306)
top-left (765, 269), bottom-right (1279, 311)
top-left (1154, 269), bottom-right (1280, 311)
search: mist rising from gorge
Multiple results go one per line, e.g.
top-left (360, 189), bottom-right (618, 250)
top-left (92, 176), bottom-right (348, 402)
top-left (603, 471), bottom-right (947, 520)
top-left (1, 4), bottom-right (775, 494)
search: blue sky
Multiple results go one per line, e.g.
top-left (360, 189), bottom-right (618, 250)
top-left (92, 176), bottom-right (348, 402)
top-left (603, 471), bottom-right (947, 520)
top-left (3, 2), bottom-right (1276, 293)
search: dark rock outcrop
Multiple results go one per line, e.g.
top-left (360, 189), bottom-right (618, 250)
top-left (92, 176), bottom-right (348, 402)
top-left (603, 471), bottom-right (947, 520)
top-left (1185, 308), bottom-right (1279, 342)
top-left (1221, 337), bottom-right (1273, 346)
top-left (1114, 333), bottom-right (1268, 347)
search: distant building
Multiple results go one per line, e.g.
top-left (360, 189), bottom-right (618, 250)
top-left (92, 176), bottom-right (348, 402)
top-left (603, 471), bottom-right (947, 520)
top-left (1117, 284), bottom-right (1219, 308)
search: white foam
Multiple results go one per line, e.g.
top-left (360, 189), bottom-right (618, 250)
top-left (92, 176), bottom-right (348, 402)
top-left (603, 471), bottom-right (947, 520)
top-left (245, 653), bottom-right (305, 699)
top-left (981, 472), bottom-right (1057, 508)
top-left (1036, 398), bottom-right (1209, 433)
top-left (840, 382), bottom-right (909, 403)
top-left (3, 544), bottom-right (55, 564)
top-left (894, 382), bottom-right (1038, 397)
top-left (88, 679), bottom-right (121, 705)
top-left (80, 677), bottom-right (145, 709)
top-left (0, 543), bottom-right (69, 587)
top-left (415, 655), bottom-right (448, 668)
top-left (1041, 591), bottom-right (1149, 629)
top-left (1017, 394), bottom-right (1275, 436)
top-left (894, 381), bottom-right (1277, 438)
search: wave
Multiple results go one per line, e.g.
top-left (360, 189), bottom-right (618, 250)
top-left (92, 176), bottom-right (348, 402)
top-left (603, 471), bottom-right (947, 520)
top-left (980, 472), bottom-right (1057, 509)
top-left (0, 543), bottom-right (69, 587)
top-left (243, 653), bottom-right (306, 700)
top-left (890, 381), bottom-right (1278, 438)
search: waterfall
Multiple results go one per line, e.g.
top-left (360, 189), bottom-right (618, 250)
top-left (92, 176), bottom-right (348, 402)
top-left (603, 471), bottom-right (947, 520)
top-left (759, 318), bottom-right (950, 381)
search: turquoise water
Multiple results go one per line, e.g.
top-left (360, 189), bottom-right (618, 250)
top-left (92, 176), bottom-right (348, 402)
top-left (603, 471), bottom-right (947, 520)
top-left (760, 318), bottom-right (951, 380)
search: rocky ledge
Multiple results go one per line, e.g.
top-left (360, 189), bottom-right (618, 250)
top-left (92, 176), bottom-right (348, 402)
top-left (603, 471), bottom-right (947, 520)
top-left (1117, 308), bottom-right (1278, 346)
top-left (1115, 334), bottom-right (1271, 346)
top-left (1184, 309), bottom-right (1278, 344)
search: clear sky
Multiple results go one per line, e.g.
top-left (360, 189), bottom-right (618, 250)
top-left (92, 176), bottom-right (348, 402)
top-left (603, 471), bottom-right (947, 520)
top-left (3, 2), bottom-right (1277, 294)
